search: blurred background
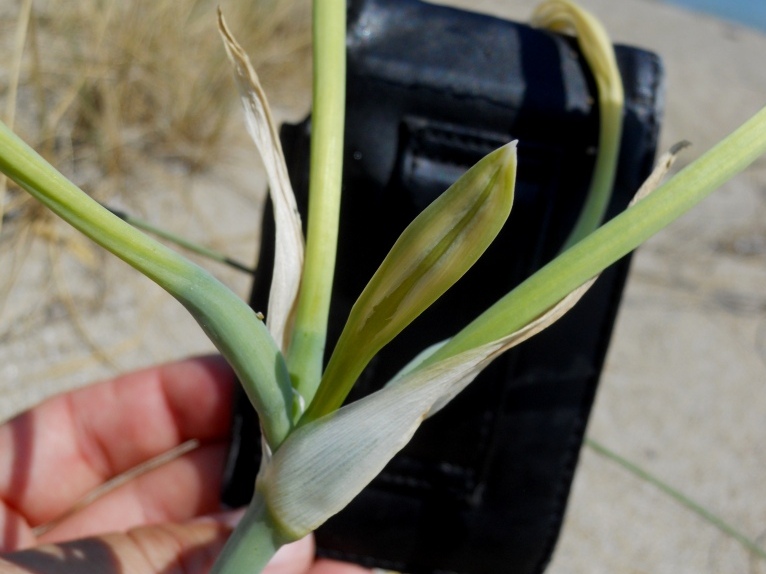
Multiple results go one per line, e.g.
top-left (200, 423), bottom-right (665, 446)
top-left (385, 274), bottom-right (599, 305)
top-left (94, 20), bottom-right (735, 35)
top-left (0, 0), bottom-right (311, 415)
top-left (664, 0), bottom-right (766, 31)
top-left (0, 1), bottom-right (764, 573)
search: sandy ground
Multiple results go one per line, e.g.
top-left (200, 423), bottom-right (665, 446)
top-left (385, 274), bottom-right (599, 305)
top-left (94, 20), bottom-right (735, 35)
top-left (1, 1), bottom-right (765, 573)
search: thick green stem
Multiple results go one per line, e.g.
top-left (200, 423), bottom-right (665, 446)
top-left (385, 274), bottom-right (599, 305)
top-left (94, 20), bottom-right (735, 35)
top-left (0, 121), bottom-right (294, 449)
top-left (427, 105), bottom-right (766, 363)
top-left (210, 492), bottom-right (294, 574)
top-left (287, 0), bottom-right (346, 405)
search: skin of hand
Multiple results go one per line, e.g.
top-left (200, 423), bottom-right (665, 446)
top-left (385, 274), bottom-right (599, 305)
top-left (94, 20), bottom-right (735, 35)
top-left (0, 356), bottom-right (371, 574)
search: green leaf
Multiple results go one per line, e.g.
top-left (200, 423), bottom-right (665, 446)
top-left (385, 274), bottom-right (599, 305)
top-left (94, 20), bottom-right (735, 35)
top-left (0, 120), bottom-right (295, 450)
top-left (426, 105), bottom-right (766, 364)
top-left (301, 141), bottom-right (517, 422)
top-left (259, 343), bottom-right (498, 539)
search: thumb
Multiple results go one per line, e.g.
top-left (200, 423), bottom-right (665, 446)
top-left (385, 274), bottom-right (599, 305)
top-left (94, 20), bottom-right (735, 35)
top-left (262, 536), bottom-right (315, 574)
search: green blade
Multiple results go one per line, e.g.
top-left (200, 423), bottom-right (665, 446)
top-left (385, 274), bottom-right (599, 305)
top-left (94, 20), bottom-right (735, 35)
top-left (302, 142), bottom-right (517, 422)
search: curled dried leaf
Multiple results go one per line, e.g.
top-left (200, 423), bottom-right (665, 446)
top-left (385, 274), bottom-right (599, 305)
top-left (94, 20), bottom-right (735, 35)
top-left (219, 10), bottom-right (304, 352)
top-left (630, 140), bottom-right (690, 205)
top-left (257, 142), bottom-right (690, 536)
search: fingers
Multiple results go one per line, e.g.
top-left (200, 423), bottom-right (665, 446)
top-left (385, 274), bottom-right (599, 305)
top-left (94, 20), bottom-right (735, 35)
top-left (0, 514), bottom-right (236, 574)
top-left (310, 559), bottom-right (375, 574)
top-left (0, 356), bottom-right (235, 531)
top-left (37, 442), bottom-right (228, 545)
top-left (263, 536), bottom-right (314, 574)
top-left (0, 527), bottom-right (374, 574)
top-left (261, 537), bottom-right (373, 574)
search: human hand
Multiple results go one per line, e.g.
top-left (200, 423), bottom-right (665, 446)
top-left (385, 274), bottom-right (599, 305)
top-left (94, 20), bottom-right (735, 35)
top-left (0, 356), bottom-right (371, 573)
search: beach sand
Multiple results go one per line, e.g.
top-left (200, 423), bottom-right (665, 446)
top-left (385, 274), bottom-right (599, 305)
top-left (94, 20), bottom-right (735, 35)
top-left (0, 1), bottom-right (764, 572)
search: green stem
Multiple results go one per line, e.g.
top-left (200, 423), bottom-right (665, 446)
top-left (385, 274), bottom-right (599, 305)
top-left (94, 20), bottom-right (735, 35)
top-left (586, 438), bottom-right (766, 561)
top-left (536, 0), bottom-right (626, 251)
top-left (427, 104), bottom-right (766, 363)
top-left (287, 0), bottom-right (346, 406)
top-left (0, 120), bottom-right (294, 449)
top-left (210, 491), bottom-right (293, 574)
top-left (561, 94), bottom-right (622, 249)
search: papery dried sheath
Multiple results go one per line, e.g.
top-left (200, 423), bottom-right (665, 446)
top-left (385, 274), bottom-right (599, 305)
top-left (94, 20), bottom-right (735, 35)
top-left (219, 11), bottom-right (304, 352)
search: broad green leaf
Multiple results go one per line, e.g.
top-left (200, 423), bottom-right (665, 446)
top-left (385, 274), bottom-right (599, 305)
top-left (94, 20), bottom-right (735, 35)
top-left (532, 0), bottom-right (624, 249)
top-left (219, 11), bottom-right (304, 353)
top-left (630, 140), bottom-right (690, 205)
top-left (301, 142), bottom-right (517, 422)
top-left (259, 343), bottom-right (498, 539)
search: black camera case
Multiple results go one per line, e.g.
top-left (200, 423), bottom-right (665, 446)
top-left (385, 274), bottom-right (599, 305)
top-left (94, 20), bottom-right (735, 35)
top-left (222, 1), bottom-right (665, 573)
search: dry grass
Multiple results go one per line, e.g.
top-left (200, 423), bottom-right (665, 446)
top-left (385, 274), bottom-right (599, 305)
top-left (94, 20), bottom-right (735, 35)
top-left (12, 0), bottom-right (310, 170)
top-left (0, 0), bottom-right (311, 388)
top-left (0, 0), bottom-right (310, 234)
top-left (0, 0), bottom-right (311, 259)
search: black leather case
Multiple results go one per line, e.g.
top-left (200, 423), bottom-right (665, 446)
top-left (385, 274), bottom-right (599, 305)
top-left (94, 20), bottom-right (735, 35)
top-left (221, 1), bottom-right (665, 573)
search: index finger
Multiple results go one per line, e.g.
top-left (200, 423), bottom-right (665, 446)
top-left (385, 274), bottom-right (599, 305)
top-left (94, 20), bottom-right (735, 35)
top-left (0, 355), bottom-right (235, 528)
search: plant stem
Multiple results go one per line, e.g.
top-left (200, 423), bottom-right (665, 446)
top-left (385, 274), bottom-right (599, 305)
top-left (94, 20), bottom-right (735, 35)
top-left (210, 492), bottom-right (293, 574)
top-left (585, 438), bottom-right (766, 561)
top-left (0, 120), bottom-right (294, 449)
top-left (561, 96), bottom-right (622, 249)
top-left (427, 104), bottom-right (766, 362)
top-left (533, 0), bottom-right (625, 251)
top-left (287, 0), bottom-right (346, 406)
